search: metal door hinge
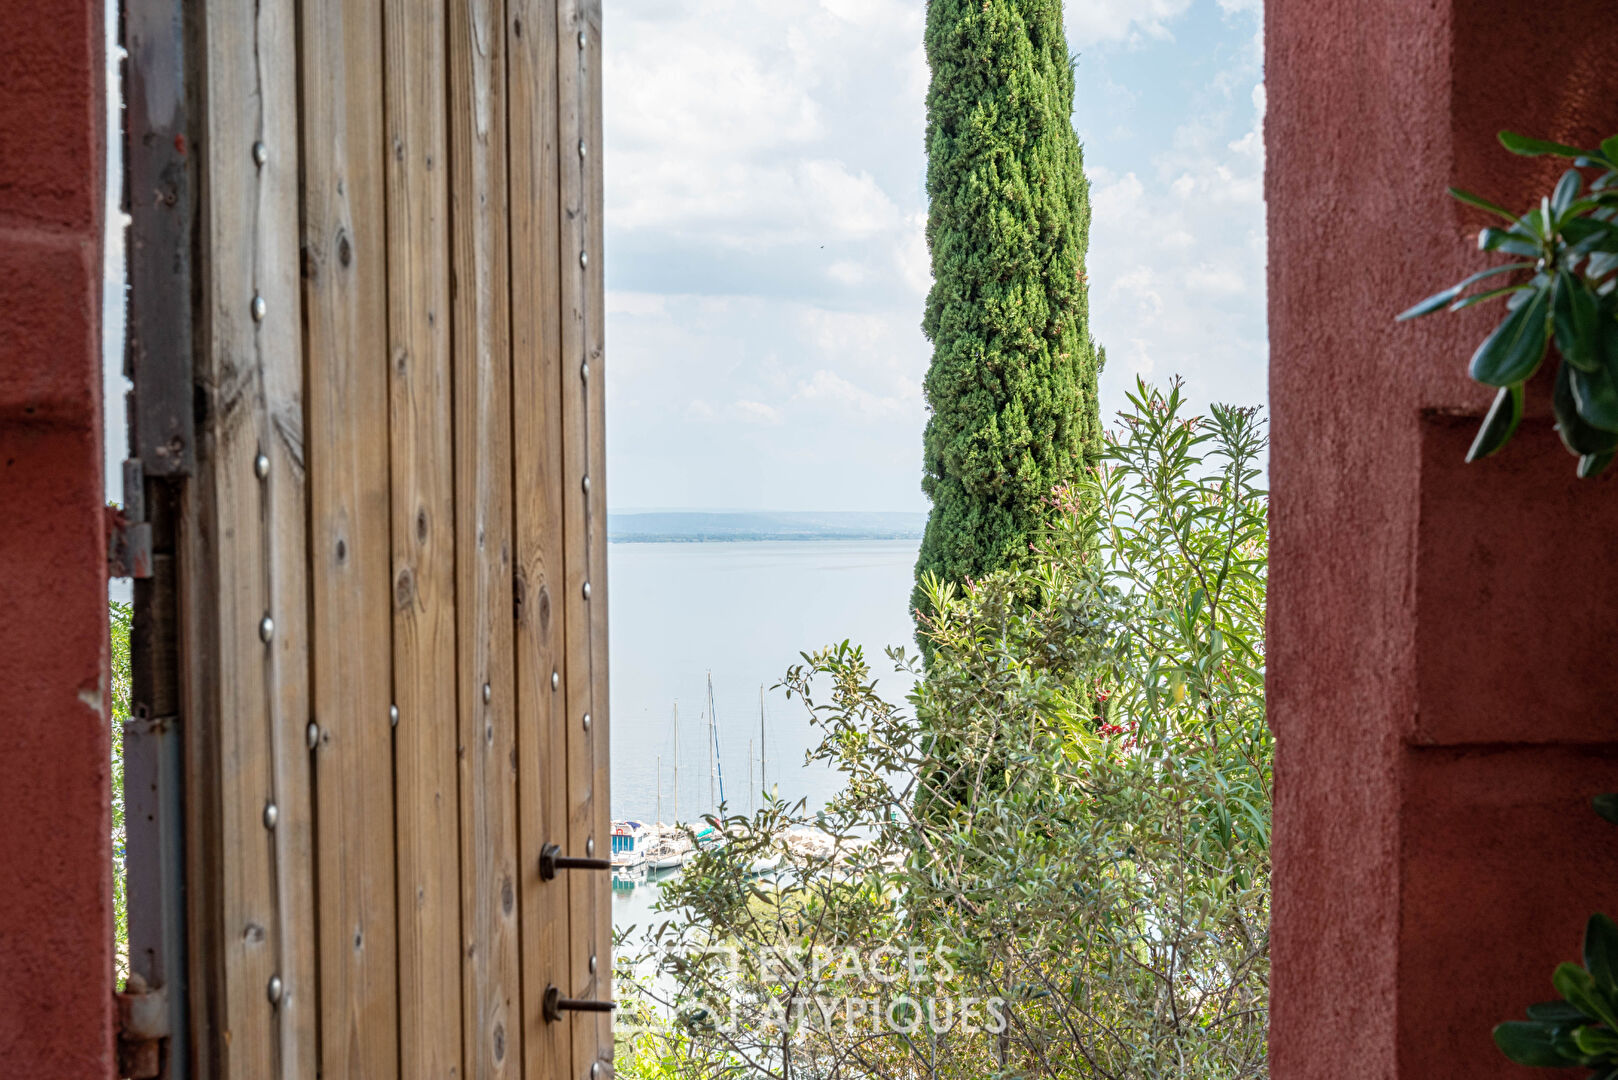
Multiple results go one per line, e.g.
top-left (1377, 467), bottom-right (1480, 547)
top-left (116, 973), bottom-right (170, 1078)
top-left (109, 459), bottom-right (153, 579)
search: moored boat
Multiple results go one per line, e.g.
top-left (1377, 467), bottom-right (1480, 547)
top-left (610, 819), bottom-right (652, 870)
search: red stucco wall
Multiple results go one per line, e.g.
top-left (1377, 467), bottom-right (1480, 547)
top-left (0, 0), bottom-right (115, 1072)
top-left (1268, 1), bottom-right (1618, 1077)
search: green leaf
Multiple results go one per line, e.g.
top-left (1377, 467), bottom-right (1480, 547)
top-left (1527, 999), bottom-right (1594, 1023)
top-left (1470, 283), bottom-right (1552, 386)
top-left (1450, 284), bottom-right (1534, 313)
top-left (1448, 186), bottom-right (1520, 223)
top-left (1555, 362), bottom-right (1618, 456)
top-left (1494, 1020), bottom-right (1579, 1067)
top-left (1397, 263), bottom-right (1533, 321)
top-left (1580, 451), bottom-right (1615, 479)
top-left (1555, 169), bottom-right (1585, 219)
top-left (1499, 131), bottom-right (1596, 159)
top-left (1555, 962), bottom-right (1618, 1031)
top-left (1466, 385), bottom-right (1524, 462)
top-left (1587, 915), bottom-right (1618, 997)
top-left (1572, 362), bottom-right (1618, 431)
top-left (1594, 793), bottom-right (1618, 825)
top-left (1601, 135), bottom-right (1618, 166)
top-left (1554, 1024), bottom-right (1595, 1064)
top-left (1574, 1024), bottom-right (1618, 1058)
top-left (1554, 269), bottom-right (1603, 372)
top-left (1478, 226), bottom-right (1543, 257)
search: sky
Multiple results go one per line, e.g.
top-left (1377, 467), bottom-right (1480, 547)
top-left (102, 0), bottom-right (1268, 516)
top-left (602, 0), bottom-right (1267, 514)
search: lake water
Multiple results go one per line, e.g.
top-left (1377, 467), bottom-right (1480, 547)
top-left (606, 538), bottom-right (920, 932)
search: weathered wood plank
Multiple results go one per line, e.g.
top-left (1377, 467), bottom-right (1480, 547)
top-left (557, 0), bottom-right (610, 1070)
top-left (258, 0), bottom-right (320, 1061)
top-left (384, 0), bottom-right (464, 1075)
top-left (186, 0), bottom-right (317, 1074)
top-left (506, 0), bottom-right (571, 1072)
top-left (582, 2), bottom-right (613, 1064)
top-left (449, 0), bottom-right (524, 1072)
top-left (579, 0), bottom-right (608, 1062)
top-left (299, 0), bottom-right (399, 1073)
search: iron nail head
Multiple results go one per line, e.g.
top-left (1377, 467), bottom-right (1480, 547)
top-left (259, 615), bottom-right (275, 643)
top-left (483, 682), bottom-right (493, 704)
top-left (252, 141), bottom-right (268, 167)
top-left (390, 704), bottom-right (399, 727)
top-left (254, 452), bottom-right (270, 480)
top-left (267, 975), bottom-right (283, 1005)
top-left (251, 294), bottom-right (267, 322)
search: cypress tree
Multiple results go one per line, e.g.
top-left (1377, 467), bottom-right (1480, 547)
top-left (913, 0), bottom-right (1102, 627)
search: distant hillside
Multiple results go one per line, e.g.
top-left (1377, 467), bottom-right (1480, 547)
top-left (608, 511), bottom-right (926, 543)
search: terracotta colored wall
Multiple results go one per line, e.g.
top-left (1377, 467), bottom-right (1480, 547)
top-left (0, 0), bottom-right (115, 1072)
top-left (1268, 1), bottom-right (1618, 1077)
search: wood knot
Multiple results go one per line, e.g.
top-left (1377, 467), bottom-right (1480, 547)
top-left (395, 566), bottom-right (415, 609)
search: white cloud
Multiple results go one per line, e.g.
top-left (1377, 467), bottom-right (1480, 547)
top-left (602, 0), bottom-right (1266, 512)
top-left (794, 370), bottom-right (910, 421)
top-left (828, 260), bottom-right (868, 285)
top-left (606, 291), bottom-right (668, 318)
top-left (734, 400), bottom-right (785, 426)
top-left (1065, 0), bottom-right (1195, 46)
top-left (1082, 27), bottom-right (1268, 416)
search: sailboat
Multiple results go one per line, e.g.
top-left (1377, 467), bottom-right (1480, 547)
top-left (641, 703), bottom-right (694, 871)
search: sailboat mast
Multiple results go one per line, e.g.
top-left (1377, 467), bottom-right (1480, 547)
top-left (708, 671), bottom-right (726, 808)
top-left (759, 685), bottom-right (766, 799)
top-left (656, 754), bottom-right (662, 827)
top-left (748, 739), bottom-right (754, 816)
top-left (672, 703), bottom-right (679, 827)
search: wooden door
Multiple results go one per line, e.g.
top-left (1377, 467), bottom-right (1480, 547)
top-left (123, 0), bottom-right (609, 1075)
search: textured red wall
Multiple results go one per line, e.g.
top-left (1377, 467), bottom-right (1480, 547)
top-left (1268, 1), bottom-right (1618, 1077)
top-left (0, 0), bottom-right (115, 1072)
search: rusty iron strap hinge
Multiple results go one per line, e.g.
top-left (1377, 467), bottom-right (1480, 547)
top-left (109, 459), bottom-right (153, 579)
top-left (115, 973), bottom-right (170, 1078)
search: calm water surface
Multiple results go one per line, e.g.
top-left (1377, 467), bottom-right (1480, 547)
top-left (606, 538), bottom-right (919, 932)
